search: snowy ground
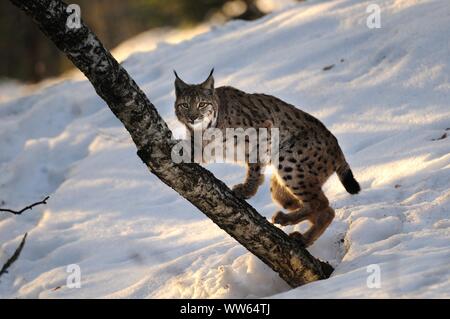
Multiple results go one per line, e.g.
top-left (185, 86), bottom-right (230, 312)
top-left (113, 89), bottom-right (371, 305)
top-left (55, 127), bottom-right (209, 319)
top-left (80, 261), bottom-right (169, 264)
top-left (0, 80), bottom-right (29, 104)
top-left (0, 0), bottom-right (449, 298)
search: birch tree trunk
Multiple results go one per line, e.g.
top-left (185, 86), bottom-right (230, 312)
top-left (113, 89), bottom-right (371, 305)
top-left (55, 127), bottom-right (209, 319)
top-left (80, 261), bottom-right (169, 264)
top-left (9, 0), bottom-right (333, 287)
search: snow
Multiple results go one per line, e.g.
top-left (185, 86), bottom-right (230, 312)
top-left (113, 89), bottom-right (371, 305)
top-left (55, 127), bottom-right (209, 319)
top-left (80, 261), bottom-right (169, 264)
top-left (111, 25), bottom-right (211, 63)
top-left (0, 80), bottom-right (28, 104)
top-left (1, 0), bottom-right (449, 298)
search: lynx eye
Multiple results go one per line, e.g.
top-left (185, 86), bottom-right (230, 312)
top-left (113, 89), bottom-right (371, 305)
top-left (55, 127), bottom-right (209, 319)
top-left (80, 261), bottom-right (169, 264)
top-left (198, 102), bottom-right (209, 109)
top-left (178, 103), bottom-right (188, 109)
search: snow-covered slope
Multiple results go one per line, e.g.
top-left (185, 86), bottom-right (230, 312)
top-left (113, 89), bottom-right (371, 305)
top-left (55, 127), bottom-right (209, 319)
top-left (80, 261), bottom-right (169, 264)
top-left (0, 0), bottom-right (449, 298)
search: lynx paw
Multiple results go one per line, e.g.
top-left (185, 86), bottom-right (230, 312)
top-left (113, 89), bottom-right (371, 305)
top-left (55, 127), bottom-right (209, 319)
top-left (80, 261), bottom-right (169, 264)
top-left (272, 211), bottom-right (290, 226)
top-left (232, 183), bottom-right (254, 200)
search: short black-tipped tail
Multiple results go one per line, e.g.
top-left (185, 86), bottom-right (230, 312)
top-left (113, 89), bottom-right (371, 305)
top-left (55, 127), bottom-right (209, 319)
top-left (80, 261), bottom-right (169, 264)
top-left (337, 165), bottom-right (361, 195)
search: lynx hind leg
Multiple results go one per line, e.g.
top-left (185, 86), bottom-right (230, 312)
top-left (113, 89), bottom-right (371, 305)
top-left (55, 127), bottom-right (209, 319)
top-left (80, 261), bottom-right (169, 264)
top-left (300, 205), bottom-right (335, 246)
top-left (287, 187), bottom-right (335, 247)
top-left (274, 164), bottom-right (335, 245)
top-left (270, 175), bottom-right (301, 211)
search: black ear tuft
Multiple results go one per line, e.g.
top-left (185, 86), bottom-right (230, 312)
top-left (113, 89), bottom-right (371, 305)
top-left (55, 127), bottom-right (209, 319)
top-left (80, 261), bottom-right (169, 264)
top-left (201, 68), bottom-right (215, 91)
top-left (174, 70), bottom-right (181, 80)
top-left (174, 70), bottom-right (188, 96)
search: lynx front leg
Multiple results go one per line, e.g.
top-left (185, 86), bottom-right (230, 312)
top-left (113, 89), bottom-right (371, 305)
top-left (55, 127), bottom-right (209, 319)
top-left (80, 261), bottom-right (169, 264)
top-left (232, 163), bottom-right (265, 199)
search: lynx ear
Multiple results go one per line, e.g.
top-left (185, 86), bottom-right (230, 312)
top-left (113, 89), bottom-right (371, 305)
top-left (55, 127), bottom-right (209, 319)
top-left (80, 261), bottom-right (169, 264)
top-left (174, 70), bottom-right (189, 96)
top-left (200, 68), bottom-right (214, 91)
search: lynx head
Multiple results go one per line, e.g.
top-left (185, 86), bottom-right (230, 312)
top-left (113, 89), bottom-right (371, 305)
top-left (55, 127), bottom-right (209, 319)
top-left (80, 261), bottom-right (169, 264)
top-left (174, 69), bottom-right (218, 130)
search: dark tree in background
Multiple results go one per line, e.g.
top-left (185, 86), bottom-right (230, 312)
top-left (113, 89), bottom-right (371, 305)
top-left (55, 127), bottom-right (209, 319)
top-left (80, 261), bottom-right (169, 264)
top-left (0, 0), bottom-right (299, 82)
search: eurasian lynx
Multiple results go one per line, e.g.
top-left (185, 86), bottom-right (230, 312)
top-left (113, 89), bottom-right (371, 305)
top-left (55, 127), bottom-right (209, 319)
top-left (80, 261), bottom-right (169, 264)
top-left (174, 70), bottom-right (360, 247)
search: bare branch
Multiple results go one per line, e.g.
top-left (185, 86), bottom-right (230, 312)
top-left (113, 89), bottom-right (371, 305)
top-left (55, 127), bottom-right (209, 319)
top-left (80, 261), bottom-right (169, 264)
top-left (0, 196), bottom-right (50, 215)
top-left (0, 233), bottom-right (28, 279)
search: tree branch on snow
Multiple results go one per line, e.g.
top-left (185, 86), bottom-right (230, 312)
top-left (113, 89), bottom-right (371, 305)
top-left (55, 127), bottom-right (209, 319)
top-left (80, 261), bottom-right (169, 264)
top-left (0, 197), bottom-right (47, 280)
top-left (0, 196), bottom-right (50, 215)
top-left (9, 0), bottom-right (333, 287)
top-left (0, 233), bottom-right (28, 279)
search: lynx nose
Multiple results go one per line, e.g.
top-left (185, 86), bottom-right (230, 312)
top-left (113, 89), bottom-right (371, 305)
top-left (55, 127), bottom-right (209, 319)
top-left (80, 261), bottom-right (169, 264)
top-left (188, 115), bottom-right (198, 123)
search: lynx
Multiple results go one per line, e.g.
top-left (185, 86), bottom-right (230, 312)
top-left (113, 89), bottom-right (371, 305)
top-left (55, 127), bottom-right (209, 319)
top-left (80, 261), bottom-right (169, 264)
top-left (173, 69), bottom-right (360, 247)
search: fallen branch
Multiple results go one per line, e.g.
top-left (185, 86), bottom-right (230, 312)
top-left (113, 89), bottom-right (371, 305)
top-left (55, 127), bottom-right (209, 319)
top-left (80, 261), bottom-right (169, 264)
top-left (0, 196), bottom-right (49, 215)
top-left (9, 0), bottom-right (333, 287)
top-left (0, 233), bottom-right (28, 279)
